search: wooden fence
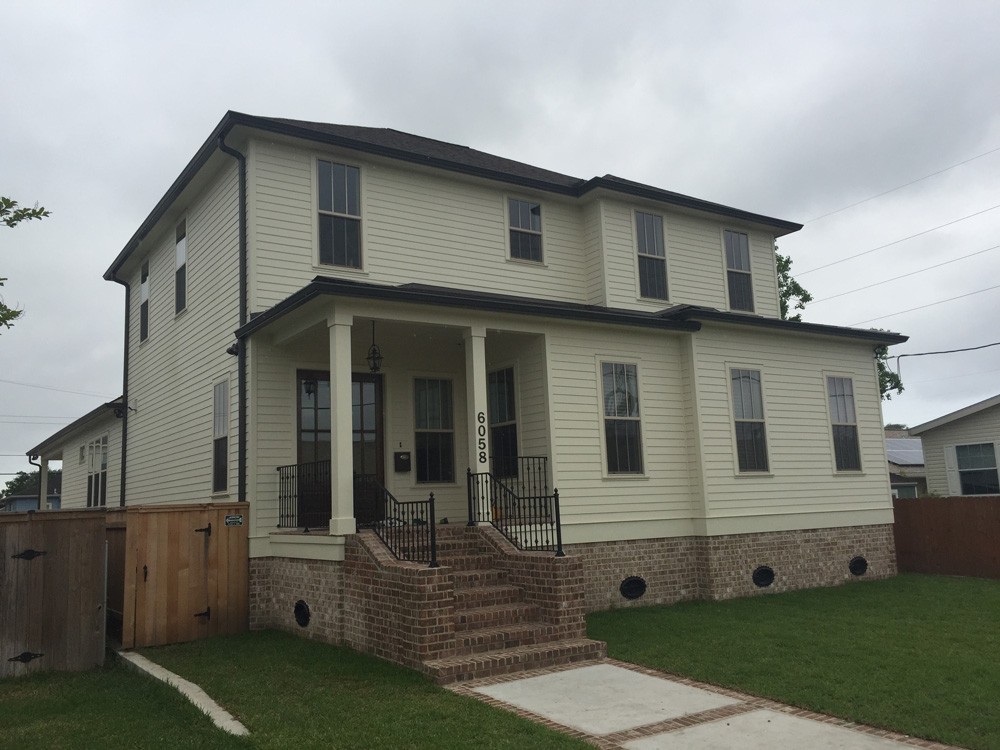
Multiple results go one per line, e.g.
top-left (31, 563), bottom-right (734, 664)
top-left (893, 496), bottom-right (1000, 578)
top-left (0, 511), bottom-right (107, 678)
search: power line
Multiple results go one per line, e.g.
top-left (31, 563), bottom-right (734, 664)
top-left (888, 341), bottom-right (1000, 361)
top-left (797, 202), bottom-right (1000, 276)
top-left (850, 285), bottom-right (1000, 325)
top-left (0, 378), bottom-right (114, 399)
top-left (809, 244), bottom-right (1000, 304)
top-left (805, 144), bottom-right (1000, 223)
top-left (908, 366), bottom-right (1000, 385)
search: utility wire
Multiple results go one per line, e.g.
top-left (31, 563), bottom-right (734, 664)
top-left (850, 285), bottom-right (1000, 325)
top-left (798, 203), bottom-right (1000, 276)
top-left (886, 341), bottom-right (1000, 379)
top-left (809, 244), bottom-right (1000, 304)
top-left (805, 144), bottom-right (1000, 223)
top-left (0, 378), bottom-right (114, 399)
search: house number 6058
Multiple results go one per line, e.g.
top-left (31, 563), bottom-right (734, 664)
top-left (477, 411), bottom-right (488, 463)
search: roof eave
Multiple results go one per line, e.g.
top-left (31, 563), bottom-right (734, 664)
top-left (910, 393), bottom-right (1000, 434)
top-left (26, 398), bottom-right (123, 457)
top-left (671, 308), bottom-right (908, 345)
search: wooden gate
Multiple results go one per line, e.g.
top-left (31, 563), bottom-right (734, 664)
top-left (0, 511), bottom-right (107, 678)
top-left (121, 503), bottom-right (248, 649)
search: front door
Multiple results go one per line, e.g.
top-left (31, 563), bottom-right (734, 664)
top-left (352, 373), bottom-right (385, 526)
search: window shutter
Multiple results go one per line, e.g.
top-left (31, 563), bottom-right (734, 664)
top-left (944, 445), bottom-right (960, 496)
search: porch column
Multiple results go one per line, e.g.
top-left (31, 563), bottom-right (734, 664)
top-left (464, 326), bottom-right (490, 474)
top-left (38, 458), bottom-right (49, 510)
top-left (328, 315), bottom-right (356, 536)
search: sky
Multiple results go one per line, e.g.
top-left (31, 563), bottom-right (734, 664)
top-left (2, 0), bottom-right (999, 484)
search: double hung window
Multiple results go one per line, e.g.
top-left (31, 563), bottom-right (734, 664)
top-left (636, 211), bottom-right (667, 299)
top-left (318, 160), bottom-right (362, 268)
top-left (731, 368), bottom-right (768, 472)
top-left (724, 230), bottom-right (754, 312)
top-left (508, 198), bottom-right (542, 262)
top-left (955, 444), bottom-right (999, 495)
top-left (86, 435), bottom-right (108, 508)
top-left (139, 261), bottom-right (149, 341)
top-left (213, 380), bottom-right (229, 493)
top-left (175, 220), bottom-right (187, 313)
top-left (827, 376), bottom-right (861, 471)
top-left (414, 378), bottom-right (454, 483)
top-left (601, 362), bottom-right (643, 474)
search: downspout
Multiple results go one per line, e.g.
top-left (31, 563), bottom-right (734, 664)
top-left (109, 277), bottom-right (130, 506)
top-left (27, 454), bottom-right (42, 508)
top-left (218, 132), bottom-right (248, 502)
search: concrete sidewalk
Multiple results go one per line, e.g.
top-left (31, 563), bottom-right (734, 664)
top-left (449, 660), bottom-right (957, 750)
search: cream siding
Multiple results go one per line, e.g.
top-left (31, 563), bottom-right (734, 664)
top-left (917, 404), bottom-right (1000, 495)
top-left (55, 416), bottom-right (122, 510)
top-left (692, 325), bottom-right (890, 517)
top-left (124, 162), bottom-right (240, 505)
top-left (581, 201), bottom-right (606, 306)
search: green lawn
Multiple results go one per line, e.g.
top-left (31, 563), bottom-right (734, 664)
top-left (1, 631), bottom-right (587, 749)
top-left (588, 573), bottom-right (1000, 750)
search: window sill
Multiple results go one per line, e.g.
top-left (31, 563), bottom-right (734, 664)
top-left (601, 474), bottom-right (649, 481)
top-left (211, 491), bottom-right (231, 499)
top-left (505, 257), bottom-right (547, 268)
top-left (733, 471), bottom-right (774, 478)
top-left (312, 263), bottom-right (370, 276)
top-left (636, 296), bottom-right (669, 305)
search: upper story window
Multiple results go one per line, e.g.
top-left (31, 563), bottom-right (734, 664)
top-left (827, 376), bottom-right (861, 471)
top-left (731, 368), bottom-right (768, 472)
top-left (175, 219), bottom-right (187, 314)
top-left (139, 260), bottom-right (150, 342)
top-left (724, 230), bottom-right (754, 312)
top-left (636, 211), bottom-right (667, 300)
top-left (212, 380), bottom-right (229, 493)
top-left (318, 160), bottom-right (361, 268)
top-left (508, 198), bottom-right (542, 262)
top-left (601, 362), bottom-right (643, 474)
top-left (955, 443), bottom-right (999, 495)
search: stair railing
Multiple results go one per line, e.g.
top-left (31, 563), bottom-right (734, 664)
top-left (467, 467), bottom-right (564, 556)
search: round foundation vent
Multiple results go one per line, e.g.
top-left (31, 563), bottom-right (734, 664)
top-left (849, 556), bottom-right (869, 576)
top-left (752, 565), bottom-right (775, 588)
top-left (294, 599), bottom-right (311, 627)
top-left (619, 576), bottom-right (647, 600)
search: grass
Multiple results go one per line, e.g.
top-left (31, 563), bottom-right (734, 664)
top-left (2, 631), bottom-right (588, 749)
top-left (587, 573), bottom-right (1000, 750)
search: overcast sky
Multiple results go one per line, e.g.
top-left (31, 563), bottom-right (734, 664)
top-left (2, 0), bottom-right (998, 483)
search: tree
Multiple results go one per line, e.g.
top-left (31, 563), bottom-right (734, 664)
top-left (884, 423), bottom-right (908, 430)
top-left (776, 251), bottom-right (813, 322)
top-left (1, 196), bottom-right (50, 332)
top-left (875, 343), bottom-right (904, 400)
top-left (1, 469), bottom-right (62, 498)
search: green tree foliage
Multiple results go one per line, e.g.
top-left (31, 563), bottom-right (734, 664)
top-left (875, 343), bottom-right (905, 400)
top-left (1, 469), bottom-right (62, 498)
top-left (776, 251), bottom-right (813, 322)
top-left (1, 196), bottom-right (50, 332)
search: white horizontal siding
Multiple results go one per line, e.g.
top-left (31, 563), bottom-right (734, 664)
top-left (54, 417), bottom-right (122, 510)
top-left (918, 405), bottom-right (1000, 495)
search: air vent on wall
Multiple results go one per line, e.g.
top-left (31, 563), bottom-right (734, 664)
top-left (752, 565), bottom-right (775, 588)
top-left (294, 599), bottom-right (311, 627)
top-left (849, 556), bottom-right (869, 576)
top-left (619, 576), bottom-right (647, 600)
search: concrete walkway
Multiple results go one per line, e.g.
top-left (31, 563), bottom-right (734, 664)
top-left (449, 660), bottom-right (957, 750)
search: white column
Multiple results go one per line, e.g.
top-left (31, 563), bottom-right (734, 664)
top-left (328, 314), bottom-right (356, 536)
top-left (38, 458), bottom-right (49, 510)
top-left (464, 326), bottom-right (490, 474)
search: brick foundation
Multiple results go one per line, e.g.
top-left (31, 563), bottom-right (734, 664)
top-left (566, 524), bottom-right (896, 611)
top-left (249, 556), bottom-right (345, 643)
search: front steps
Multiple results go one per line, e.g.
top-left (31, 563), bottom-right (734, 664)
top-left (419, 526), bottom-right (605, 684)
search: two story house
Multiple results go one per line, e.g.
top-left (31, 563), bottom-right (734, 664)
top-left (34, 112), bottom-right (905, 674)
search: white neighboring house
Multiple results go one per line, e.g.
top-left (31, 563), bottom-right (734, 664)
top-left (26, 398), bottom-right (123, 509)
top-left (909, 394), bottom-right (1000, 496)
top-left (29, 112), bottom-right (907, 617)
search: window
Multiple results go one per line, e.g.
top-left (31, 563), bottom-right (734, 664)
top-left (827, 376), bottom-right (861, 471)
top-left (414, 378), bottom-right (454, 483)
top-left (602, 362), bottom-right (643, 474)
top-left (508, 198), bottom-right (542, 262)
top-left (86, 435), bottom-right (108, 508)
top-left (636, 211), bottom-right (667, 299)
top-left (317, 160), bottom-right (361, 268)
top-left (731, 368), bottom-right (768, 472)
top-left (139, 261), bottom-right (149, 341)
top-left (488, 367), bottom-right (518, 478)
top-left (955, 443), bottom-right (999, 495)
top-left (212, 380), bottom-right (229, 493)
top-left (175, 220), bottom-right (187, 313)
top-left (724, 230), bottom-right (754, 312)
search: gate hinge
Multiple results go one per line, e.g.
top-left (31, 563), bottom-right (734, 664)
top-left (194, 523), bottom-right (212, 537)
top-left (11, 549), bottom-right (46, 561)
top-left (194, 607), bottom-right (211, 620)
top-left (8, 651), bottom-right (44, 664)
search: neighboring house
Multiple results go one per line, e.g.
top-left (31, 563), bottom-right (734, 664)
top-left (910, 394), bottom-right (1000, 496)
top-left (884, 429), bottom-right (927, 498)
top-left (30, 112), bottom-right (906, 663)
top-left (27, 398), bottom-right (123, 509)
top-left (0, 494), bottom-right (61, 512)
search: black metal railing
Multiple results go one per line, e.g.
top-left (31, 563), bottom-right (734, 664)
top-left (467, 465), bottom-right (564, 556)
top-left (490, 455), bottom-right (548, 499)
top-left (356, 474), bottom-right (438, 567)
top-left (277, 460), bottom-right (331, 530)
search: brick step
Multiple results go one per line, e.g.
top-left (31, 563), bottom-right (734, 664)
top-left (455, 602), bottom-right (540, 631)
top-left (453, 621), bottom-right (564, 656)
top-left (454, 583), bottom-right (524, 608)
top-left (452, 567), bottom-right (507, 587)
top-left (422, 639), bottom-right (607, 684)
top-left (434, 553), bottom-right (497, 571)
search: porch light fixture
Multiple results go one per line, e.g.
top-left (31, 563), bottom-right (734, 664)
top-left (366, 321), bottom-right (384, 373)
